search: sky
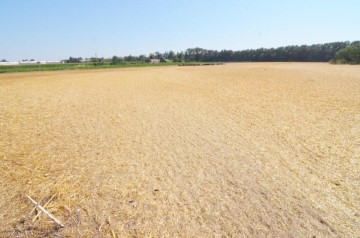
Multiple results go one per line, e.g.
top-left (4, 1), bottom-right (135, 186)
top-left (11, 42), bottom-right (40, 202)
top-left (1, 0), bottom-right (360, 60)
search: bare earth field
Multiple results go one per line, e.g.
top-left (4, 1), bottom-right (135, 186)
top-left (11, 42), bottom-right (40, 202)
top-left (0, 63), bottom-right (359, 237)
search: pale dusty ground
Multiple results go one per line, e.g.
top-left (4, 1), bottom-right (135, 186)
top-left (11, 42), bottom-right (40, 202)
top-left (0, 63), bottom-right (359, 237)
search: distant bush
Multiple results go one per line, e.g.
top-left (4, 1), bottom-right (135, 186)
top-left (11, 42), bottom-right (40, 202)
top-left (91, 57), bottom-right (105, 66)
top-left (172, 58), bottom-right (183, 62)
top-left (111, 56), bottom-right (124, 65)
top-left (332, 45), bottom-right (360, 64)
top-left (66, 57), bottom-right (82, 63)
top-left (93, 61), bottom-right (104, 66)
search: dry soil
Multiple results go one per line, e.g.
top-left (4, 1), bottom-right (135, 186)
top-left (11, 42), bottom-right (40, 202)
top-left (0, 63), bottom-right (359, 237)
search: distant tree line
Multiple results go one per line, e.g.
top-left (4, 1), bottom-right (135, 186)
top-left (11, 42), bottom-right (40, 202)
top-left (109, 51), bottom-right (184, 65)
top-left (110, 55), bottom-right (147, 64)
top-left (183, 41), bottom-right (360, 63)
top-left (2, 41), bottom-right (359, 65)
top-left (65, 57), bottom-right (83, 63)
top-left (110, 41), bottom-right (360, 65)
top-left (58, 41), bottom-right (360, 66)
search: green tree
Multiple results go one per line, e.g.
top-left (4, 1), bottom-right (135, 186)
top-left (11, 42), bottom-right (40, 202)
top-left (91, 57), bottom-right (104, 66)
top-left (67, 57), bottom-right (82, 63)
top-left (168, 51), bottom-right (175, 60)
top-left (333, 45), bottom-right (360, 64)
top-left (138, 55), bottom-right (147, 61)
top-left (111, 56), bottom-right (124, 65)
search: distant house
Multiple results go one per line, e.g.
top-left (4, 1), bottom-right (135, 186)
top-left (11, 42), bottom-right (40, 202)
top-left (0, 61), bottom-right (19, 66)
top-left (42, 61), bottom-right (62, 64)
top-left (19, 60), bottom-right (39, 65)
top-left (0, 60), bottom-right (63, 66)
top-left (80, 58), bottom-right (91, 63)
top-left (149, 59), bottom-right (160, 64)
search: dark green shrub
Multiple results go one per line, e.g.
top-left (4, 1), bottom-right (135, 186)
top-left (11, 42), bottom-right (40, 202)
top-left (333, 46), bottom-right (360, 64)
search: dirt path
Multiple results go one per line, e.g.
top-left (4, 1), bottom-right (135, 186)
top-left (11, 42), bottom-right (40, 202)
top-left (0, 63), bottom-right (359, 237)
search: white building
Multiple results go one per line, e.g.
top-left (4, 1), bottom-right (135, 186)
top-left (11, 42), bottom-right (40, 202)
top-left (19, 60), bottom-right (38, 65)
top-left (150, 59), bottom-right (160, 64)
top-left (0, 61), bottom-right (19, 66)
top-left (0, 60), bottom-right (63, 66)
top-left (39, 61), bottom-right (62, 64)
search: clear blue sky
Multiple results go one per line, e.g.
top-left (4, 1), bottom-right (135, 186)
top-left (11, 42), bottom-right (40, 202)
top-left (1, 0), bottom-right (359, 60)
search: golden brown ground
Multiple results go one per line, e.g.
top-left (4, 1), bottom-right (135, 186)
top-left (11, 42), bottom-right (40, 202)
top-left (0, 63), bottom-right (359, 237)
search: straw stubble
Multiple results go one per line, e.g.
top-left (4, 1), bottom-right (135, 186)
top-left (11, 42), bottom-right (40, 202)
top-left (0, 63), bottom-right (359, 237)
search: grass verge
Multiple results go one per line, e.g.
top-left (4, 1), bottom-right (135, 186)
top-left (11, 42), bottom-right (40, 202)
top-left (0, 62), bottom-right (181, 74)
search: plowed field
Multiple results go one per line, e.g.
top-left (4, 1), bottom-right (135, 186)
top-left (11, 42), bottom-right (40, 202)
top-left (1, 63), bottom-right (359, 237)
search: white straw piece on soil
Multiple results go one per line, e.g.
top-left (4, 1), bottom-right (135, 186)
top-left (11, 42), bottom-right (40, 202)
top-left (32, 194), bottom-right (57, 222)
top-left (26, 195), bottom-right (64, 227)
top-left (76, 208), bottom-right (82, 225)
